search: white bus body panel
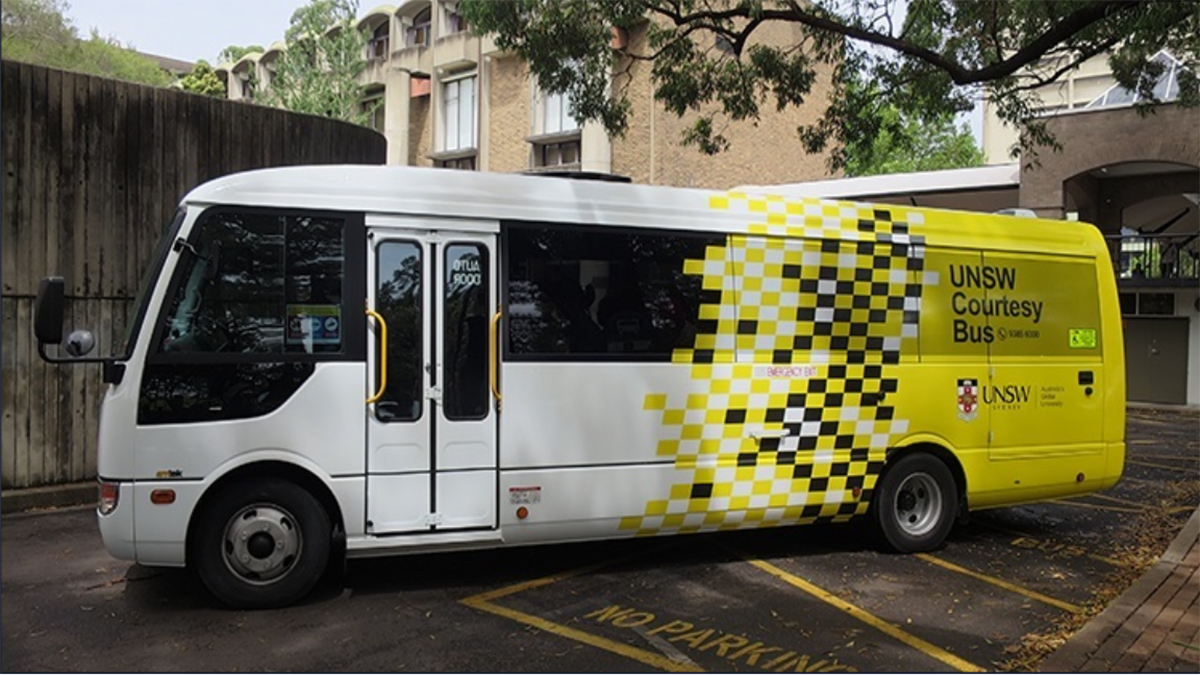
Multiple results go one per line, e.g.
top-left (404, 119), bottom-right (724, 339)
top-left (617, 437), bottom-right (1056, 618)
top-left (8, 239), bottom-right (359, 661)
top-left (131, 363), bottom-right (365, 480)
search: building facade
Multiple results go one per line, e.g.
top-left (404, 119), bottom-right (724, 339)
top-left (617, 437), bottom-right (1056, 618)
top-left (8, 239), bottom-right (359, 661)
top-left (981, 51), bottom-right (1199, 405)
top-left (217, 1), bottom-right (835, 190)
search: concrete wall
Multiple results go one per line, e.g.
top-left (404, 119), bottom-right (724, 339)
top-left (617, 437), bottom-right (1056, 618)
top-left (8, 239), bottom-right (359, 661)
top-left (0, 60), bottom-right (387, 489)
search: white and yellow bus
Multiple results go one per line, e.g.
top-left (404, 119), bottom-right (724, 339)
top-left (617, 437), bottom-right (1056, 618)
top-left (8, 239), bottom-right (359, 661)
top-left (35, 166), bottom-right (1125, 608)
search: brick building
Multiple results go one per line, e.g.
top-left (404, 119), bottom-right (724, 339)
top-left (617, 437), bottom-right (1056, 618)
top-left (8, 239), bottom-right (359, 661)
top-left (215, 1), bottom-right (835, 189)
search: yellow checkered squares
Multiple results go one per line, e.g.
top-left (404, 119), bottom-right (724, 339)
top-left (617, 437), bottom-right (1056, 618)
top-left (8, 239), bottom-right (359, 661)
top-left (623, 192), bottom-right (927, 536)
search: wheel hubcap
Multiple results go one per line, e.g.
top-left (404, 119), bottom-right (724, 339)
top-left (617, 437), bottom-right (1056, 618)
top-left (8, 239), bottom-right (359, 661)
top-left (221, 504), bottom-right (302, 584)
top-left (893, 472), bottom-right (942, 537)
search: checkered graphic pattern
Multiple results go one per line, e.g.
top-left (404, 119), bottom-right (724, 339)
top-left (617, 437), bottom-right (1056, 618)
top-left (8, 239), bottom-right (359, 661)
top-left (621, 193), bottom-right (927, 535)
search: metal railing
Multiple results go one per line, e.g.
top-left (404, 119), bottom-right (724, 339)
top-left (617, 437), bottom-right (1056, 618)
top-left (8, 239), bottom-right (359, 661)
top-left (1106, 232), bottom-right (1199, 281)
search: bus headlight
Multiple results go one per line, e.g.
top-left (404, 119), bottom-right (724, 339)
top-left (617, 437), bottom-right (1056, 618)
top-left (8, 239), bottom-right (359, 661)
top-left (97, 481), bottom-right (119, 516)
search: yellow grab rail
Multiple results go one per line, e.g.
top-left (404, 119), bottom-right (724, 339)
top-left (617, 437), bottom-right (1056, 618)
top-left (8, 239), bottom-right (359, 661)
top-left (490, 309), bottom-right (502, 410)
top-left (365, 306), bottom-right (387, 404)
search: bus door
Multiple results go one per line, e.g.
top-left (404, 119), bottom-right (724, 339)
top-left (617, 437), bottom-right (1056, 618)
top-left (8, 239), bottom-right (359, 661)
top-left (985, 252), bottom-right (1104, 458)
top-left (365, 219), bottom-right (498, 534)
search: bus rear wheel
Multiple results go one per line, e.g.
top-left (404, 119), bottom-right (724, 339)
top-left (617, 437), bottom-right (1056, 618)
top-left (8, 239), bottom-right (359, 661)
top-left (873, 453), bottom-right (957, 553)
top-left (193, 479), bottom-right (331, 609)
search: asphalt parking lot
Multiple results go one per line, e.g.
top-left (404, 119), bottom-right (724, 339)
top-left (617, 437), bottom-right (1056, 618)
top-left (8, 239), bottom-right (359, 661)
top-left (2, 408), bottom-right (1196, 672)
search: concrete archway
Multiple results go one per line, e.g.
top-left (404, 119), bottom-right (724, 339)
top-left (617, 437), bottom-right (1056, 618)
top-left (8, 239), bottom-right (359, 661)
top-left (1019, 103), bottom-right (1200, 231)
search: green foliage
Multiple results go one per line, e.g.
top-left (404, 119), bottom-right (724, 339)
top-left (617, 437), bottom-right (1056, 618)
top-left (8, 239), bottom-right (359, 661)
top-left (262, 0), bottom-right (373, 126)
top-left (1, 0), bottom-right (171, 86)
top-left (460, 0), bottom-right (1200, 170)
top-left (837, 71), bottom-right (984, 177)
top-left (179, 60), bottom-right (226, 97)
top-left (219, 45), bottom-right (265, 64)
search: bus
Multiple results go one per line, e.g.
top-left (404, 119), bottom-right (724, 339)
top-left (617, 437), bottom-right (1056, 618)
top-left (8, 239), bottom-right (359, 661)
top-left (34, 166), bottom-right (1126, 609)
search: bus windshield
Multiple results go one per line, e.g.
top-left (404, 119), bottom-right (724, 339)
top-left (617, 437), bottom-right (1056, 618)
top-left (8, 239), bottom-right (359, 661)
top-left (121, 208), bottom-right (187, 358)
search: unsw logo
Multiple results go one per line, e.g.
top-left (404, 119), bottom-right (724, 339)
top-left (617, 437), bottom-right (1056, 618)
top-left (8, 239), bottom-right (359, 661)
top-left (957, 379), bottom-right (979, 422)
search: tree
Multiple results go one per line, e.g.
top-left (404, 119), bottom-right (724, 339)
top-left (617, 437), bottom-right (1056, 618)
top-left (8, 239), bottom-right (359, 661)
top-left (262, 0), bottom-right (373, 125)
top-left (179, 60), bottom-right (226, 97)
top-left (218, 44), bottom-right (266, 64)
top-left (839, 71), bottom-right (984, 176)
top-left (1, 0), bottom-right (170, 86)
top-left (459, 0), bottom-right (1199, 170)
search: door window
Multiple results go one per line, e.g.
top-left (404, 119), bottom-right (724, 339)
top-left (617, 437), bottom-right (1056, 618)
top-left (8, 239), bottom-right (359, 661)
top-left (443, 243), bottom-right (490, 420)
top-left (376, 241), bottom-right (424, 422)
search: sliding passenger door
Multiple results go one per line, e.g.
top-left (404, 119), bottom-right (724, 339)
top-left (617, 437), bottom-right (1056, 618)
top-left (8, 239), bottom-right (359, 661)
top-left (365, 218), bottom-right (498, 534)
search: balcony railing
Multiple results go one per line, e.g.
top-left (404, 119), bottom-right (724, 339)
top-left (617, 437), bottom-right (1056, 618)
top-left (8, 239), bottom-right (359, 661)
top-left (1106, 232), bottom-right (1199, 283)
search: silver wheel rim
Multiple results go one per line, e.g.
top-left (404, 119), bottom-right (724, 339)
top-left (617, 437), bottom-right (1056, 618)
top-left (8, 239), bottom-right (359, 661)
top-left (893, 472), bottom-right (942, 537)
top-left (221, 503), bottom-right (302, 585)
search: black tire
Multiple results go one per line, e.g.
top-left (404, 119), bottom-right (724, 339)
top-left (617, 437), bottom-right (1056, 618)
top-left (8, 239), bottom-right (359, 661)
top-left (872, 453), bottom-right (957, 553)
top-left (193, 479), bottom-right (331, 609)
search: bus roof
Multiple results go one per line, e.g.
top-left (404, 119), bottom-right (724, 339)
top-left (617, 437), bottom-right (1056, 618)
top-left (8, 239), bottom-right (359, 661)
top-left (182, 165), bottom-right (1104, 256)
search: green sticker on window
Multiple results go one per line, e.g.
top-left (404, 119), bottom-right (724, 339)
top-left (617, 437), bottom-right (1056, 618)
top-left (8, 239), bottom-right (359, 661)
top-left (1069, 328), bottom-right (1097, 349)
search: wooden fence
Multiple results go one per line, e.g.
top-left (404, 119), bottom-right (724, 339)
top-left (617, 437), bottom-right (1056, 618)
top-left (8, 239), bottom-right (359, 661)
top-left (1, 60), bottom-right (387, 489)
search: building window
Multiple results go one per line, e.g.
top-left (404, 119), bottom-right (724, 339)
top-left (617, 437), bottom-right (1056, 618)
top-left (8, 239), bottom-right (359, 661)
top-left (529, 87), bottom-right (581, 169)
top-left (543, 89), bottom-right (578, 135)
top-left (437, 156), bottom-right (476, 170)
top-left (443, 3), bottom-right (468, 34)
top-left (362, 94), bottom-right (385, 133)
top-left (535, 139), bottom-right (581, 168)
top-left (367, 21), bottom-right (389, 60)
top-left (442, 75), bottom-right (476, 152)
top-left (407, 7), bottom-right (431, 47)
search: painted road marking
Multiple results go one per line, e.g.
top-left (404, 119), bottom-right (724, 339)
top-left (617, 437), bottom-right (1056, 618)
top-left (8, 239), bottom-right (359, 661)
top-left (915, 554), bottom-right (1083, 614)
top-left (978, 522), bottom-right (1126, 567)
top-left (1089, 493), bottom-right (1155, 509)
top-left (584, 604), bottom-right (859, 672)
top-left (732, 551), bottom-right (986, 673)
top-left (632, 625), bottom-right (703, 670)
top-left (462, 594), bottom-right (700, 672)
top-left (1127, 458), bottom-right (1195, 472)
top-left (459, 549), bottom-right (702, 672)
top-left (1126, 452), bottom-right (1196, 463)
top-left (1049, 498), bottom-right (1143, 514)
top-left (461, 549), bottom-right (867, 673)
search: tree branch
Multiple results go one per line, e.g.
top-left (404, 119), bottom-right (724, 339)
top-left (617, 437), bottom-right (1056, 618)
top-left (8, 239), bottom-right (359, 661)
top-left (642, 0), bottom-right (1144, 86)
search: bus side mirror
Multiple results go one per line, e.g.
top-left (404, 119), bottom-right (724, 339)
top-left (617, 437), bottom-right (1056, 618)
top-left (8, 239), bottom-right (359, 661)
top-left (34, 276), bottom-right (65, 345)
top-left (65, 330), bottom-right (96, 357)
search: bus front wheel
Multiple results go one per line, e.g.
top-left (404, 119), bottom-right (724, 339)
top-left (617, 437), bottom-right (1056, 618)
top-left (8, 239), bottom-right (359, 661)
top-left (193, 479), bottom-right (331, 609)
top-left (873, 453), bottom-right (957, 553)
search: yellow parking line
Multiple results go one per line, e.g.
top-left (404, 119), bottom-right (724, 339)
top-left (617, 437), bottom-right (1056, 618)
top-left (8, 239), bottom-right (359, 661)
top-left (735, 553), bottom-right (986, 673)
top-left (1088, 493), bottom-right (1153, 509)
top-left (1050, 498), bottom-right (1142, 514)
top-left (459, 546), bottom-right (700, 672)
top-left (461, 594), bottom-right (701, 672)
top-left (1127, 452), bottom-right (1194, 462)
top-left (974, 521), bottom-right (1123, 566)
top-left (1127, 459), bottom-right (1194, 472)
top-left (916, 554), bottom-right (1082, 614)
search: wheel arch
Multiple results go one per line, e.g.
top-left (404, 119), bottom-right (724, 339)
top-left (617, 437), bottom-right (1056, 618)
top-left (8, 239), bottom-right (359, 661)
top-left (185, 460), bottom-right (345, 566)
top-left (885, 440), bottom-right (969, 519)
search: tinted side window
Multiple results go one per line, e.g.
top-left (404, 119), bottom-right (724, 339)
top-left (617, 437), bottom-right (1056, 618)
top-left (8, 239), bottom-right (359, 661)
top-left (505, 224), bottom-right (721, 361)
top-left (156, 211), bottom-right (347, 357)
